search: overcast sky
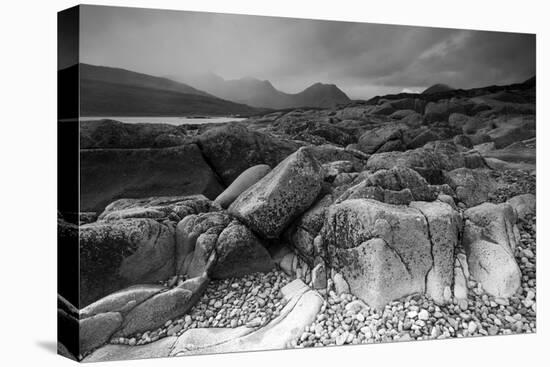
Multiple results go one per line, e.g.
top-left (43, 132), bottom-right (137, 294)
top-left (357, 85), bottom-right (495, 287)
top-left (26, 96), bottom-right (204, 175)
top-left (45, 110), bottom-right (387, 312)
top-left (80, 5), bottom-right (536, 99)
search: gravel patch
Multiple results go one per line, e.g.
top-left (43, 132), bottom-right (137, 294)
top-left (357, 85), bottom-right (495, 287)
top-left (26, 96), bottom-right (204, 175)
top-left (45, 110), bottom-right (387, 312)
top-left (110, 270), bottom-right (291, 346)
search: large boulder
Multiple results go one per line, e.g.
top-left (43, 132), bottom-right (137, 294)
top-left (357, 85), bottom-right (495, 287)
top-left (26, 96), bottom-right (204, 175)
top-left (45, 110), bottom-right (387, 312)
top-left (410, 201), bottom-right (461, 304)
top-left (284, 194), bottom-right (333, 260)
top-left (323, 199), bottom-right (433, 309)
top-left (357, 124), bottom-right (405, 154)
top-left (444, 168), bottom-right (496, 207)
top-left (229, 147), bottom-right (324, 239)
top-left (209, 220), bottom-right (274, 278)
top-left (507, 193), bottom-right (536, 221)
top-left (175, 212), bottom-right (232, 277)
top-left (214, 165), bottom-right (271, 209)
top-left (406, 129), bottom-right (441, 149)
top-left (79, 219), bottom-right (175, 306)
top-left (424, 99), bottom-right (472, 123)
top-left (80, 144), bottom-right (224, 213)
top-left (98, 195), bottom-right (219, 221)
top-left (462, 203), bottom-right (521, 298)
top-left (197, 124), bottom-right (300, 185)
top-left (175, 212), bottom-right (274, 279)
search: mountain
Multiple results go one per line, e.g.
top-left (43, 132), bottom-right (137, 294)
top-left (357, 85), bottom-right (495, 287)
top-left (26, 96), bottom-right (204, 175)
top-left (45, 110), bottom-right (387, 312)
top-left (183, 74), bottom-right (351, 109)
top-left (74, 64), bottom-right (261, 116)
top-left (80, 63), bottom-right (213, 97)
top-left (422, 83), bottom-right (455, 95)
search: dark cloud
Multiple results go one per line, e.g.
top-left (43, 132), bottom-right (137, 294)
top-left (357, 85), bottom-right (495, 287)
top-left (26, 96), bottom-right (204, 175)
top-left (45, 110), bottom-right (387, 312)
top-left (80, 5), bottom-right (535, 99)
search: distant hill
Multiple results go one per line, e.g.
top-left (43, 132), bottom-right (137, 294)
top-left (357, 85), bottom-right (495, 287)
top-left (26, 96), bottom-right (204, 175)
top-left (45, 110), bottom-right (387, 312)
top-left (183, 73), bottom-right (351, 109)
top-left (71, 64), bottom-right (261, 116)
top-left (523, 76), bottom-right (535, 87)
top-left (422, 83), bottom-right (455, 95)
top-left (80, 63), bottom-right (213, 97)
top-left (364, 76), bottom-right (536, 106)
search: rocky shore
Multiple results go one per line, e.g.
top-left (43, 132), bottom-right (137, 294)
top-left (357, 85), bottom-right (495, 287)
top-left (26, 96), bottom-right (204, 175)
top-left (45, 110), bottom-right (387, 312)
top-left (58, 77), bottom-right (536, 361)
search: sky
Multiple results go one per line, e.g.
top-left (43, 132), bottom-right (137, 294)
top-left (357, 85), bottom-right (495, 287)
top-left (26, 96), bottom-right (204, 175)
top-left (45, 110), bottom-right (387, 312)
top-left (80, 5), bottom-right (536, 99)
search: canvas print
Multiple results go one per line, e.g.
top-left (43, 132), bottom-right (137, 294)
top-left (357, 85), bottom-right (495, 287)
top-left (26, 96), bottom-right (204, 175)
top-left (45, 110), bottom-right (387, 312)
top-left (57, 4), bottom-right (536, 362)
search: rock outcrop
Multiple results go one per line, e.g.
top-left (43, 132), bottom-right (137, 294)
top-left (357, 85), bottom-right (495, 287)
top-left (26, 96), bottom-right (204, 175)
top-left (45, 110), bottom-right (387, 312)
top-left (80, 144), bottom-right (224, 213)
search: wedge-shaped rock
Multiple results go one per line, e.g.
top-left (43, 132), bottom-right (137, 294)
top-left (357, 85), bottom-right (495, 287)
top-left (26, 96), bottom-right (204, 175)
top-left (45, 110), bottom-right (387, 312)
top-left (410, 201), bottom-right (461, 304)
top-left (80, 284), bottom-right (165, 318)
top-left (323, 199), bottom-right (432, 309)
top-left (214, 165), bottom-right (271, 208)
top-left (79, 219), bottom-right (175, 306)
top-left (463, 202), bottom-right (521, 298)
top-left (209, 219), bottom-right (274, 279)
top-left (229, 147), bottom-right (323, 239)
top-left (116, 277), bottom-right (208, 337)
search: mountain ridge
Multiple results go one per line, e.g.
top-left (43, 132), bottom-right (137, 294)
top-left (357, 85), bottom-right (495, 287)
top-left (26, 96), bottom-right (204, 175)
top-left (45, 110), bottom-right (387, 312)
top-left (182, 73), bottom-right (351, 109)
